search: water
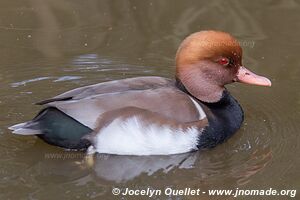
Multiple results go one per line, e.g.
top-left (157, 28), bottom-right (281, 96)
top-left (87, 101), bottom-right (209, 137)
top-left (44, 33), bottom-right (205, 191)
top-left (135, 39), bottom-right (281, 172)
top-left (0, 0), bottom-right (300, 199)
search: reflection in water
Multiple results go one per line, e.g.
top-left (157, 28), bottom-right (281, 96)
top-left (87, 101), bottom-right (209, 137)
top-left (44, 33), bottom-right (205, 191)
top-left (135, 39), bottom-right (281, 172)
top-left (90, 153), bottom-right (197, 183)
top-left (233, 149), bottom-right (272, 185)
top-left (9, 137), bottom-right (272, 186)
top-left (87, 148), bottom-right (272, 184)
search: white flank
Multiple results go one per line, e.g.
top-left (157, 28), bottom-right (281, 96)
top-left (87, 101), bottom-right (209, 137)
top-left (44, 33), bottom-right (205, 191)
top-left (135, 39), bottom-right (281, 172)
top-left (91, 116), bottom-right (200, 155)
top-left (188, 96), bottom-right (206, 120)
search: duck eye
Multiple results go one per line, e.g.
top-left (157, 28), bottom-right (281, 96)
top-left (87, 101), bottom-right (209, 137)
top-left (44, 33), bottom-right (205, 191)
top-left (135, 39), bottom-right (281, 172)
top-left (218, 57), bottom-right (230, 66)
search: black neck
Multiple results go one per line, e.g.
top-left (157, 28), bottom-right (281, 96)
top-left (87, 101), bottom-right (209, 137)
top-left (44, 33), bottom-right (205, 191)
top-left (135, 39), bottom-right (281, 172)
top-left (175, 77), bottom-right (244, 148)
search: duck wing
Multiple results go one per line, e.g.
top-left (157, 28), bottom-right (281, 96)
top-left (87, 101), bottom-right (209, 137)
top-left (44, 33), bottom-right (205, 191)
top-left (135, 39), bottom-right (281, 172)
top-left (47, 86), bottom-right (206, 129)
top-left (36, 76), bottom-right (173, 105)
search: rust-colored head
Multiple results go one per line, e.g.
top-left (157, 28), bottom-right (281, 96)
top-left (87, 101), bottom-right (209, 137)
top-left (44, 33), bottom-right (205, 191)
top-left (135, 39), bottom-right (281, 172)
top-left (175, 31), bottom-right (271, 102)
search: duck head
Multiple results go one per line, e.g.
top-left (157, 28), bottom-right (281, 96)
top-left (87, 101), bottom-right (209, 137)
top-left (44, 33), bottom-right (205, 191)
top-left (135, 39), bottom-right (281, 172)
top-left (176, 31), bottom-right (271, 103)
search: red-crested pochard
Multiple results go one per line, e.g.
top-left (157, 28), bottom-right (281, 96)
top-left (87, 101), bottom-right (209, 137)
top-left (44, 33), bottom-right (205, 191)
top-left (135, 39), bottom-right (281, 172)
top-left (9, 30), bottom-right (271, 155)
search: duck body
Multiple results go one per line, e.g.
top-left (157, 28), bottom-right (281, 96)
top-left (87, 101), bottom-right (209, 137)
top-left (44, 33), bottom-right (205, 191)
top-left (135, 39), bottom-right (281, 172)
top-left (9, 30), bottom-right (270, 155)
top-left (10, 76), bottom-right (243, 155)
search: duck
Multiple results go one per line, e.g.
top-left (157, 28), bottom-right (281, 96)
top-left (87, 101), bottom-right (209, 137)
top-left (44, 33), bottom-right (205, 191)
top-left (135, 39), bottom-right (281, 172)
top-left (9, 30), bottom-right (271, 155)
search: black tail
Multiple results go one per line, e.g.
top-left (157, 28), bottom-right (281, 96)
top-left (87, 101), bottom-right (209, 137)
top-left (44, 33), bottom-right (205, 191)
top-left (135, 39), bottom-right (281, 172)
top-left (11, 107), bottom-right (92, 150)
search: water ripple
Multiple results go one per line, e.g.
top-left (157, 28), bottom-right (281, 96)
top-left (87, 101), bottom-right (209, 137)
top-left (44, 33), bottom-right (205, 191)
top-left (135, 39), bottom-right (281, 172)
top-left (10, 76), bottom-right (83, 87)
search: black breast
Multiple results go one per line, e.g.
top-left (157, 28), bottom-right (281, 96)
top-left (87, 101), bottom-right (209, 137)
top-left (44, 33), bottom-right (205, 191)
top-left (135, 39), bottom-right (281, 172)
top-left (175, 78), bottom-right (244, 149)
top-left (197, 90), bottom-right (244, 148)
